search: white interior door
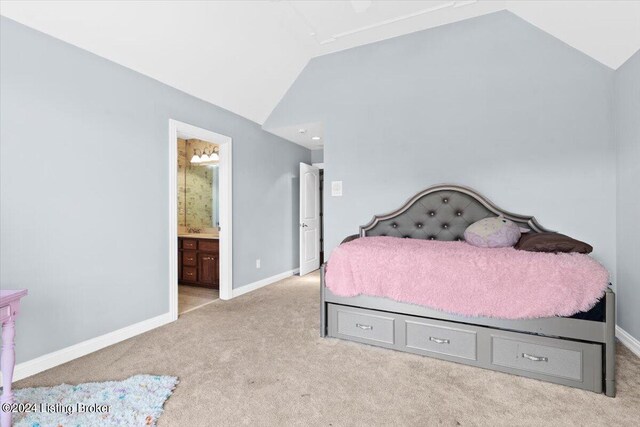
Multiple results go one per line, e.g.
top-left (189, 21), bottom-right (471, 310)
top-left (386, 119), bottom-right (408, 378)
top-left (299, 162), bottom-right (320, 276)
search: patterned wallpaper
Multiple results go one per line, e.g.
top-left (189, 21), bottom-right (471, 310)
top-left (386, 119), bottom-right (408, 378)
top-left (177, 138), bottom-right (218, 228)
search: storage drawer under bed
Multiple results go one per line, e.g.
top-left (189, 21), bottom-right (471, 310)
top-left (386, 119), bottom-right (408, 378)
top-left (489, 332), bottom-right (602, 389)
top-left (405, 319), bottom-right (477, 361)
top-left (326, 303), bottom-right (603, 393)
top-left (330, 305), bottom-right (396, 345)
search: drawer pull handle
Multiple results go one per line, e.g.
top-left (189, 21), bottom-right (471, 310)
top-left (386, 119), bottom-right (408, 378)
top-left (522, 353), bottom-right (548, 362)
top-left (429, 336), bottom-right (450, 344)
top-left (355, 323), bottom-right (373, 330)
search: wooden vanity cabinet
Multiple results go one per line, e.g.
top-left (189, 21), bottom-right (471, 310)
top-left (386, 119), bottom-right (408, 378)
top-left (198, 253), bottom-right (218, 286)
top-left (178, 237), bottom-right (219, 289)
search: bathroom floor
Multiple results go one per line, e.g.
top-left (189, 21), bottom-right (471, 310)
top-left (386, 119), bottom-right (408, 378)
top-left (178, 285), bottom-right (218, 314)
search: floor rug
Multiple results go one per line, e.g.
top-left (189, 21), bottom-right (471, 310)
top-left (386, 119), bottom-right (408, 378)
top-left (12, 374), bottom-right (178, 426)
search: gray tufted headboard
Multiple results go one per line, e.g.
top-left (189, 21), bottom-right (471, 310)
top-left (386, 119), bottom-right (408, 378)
top-left (360, 184), bottom-right (552, 241)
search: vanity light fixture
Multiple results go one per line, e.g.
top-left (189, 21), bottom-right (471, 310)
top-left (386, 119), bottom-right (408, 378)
top-left (190, 146), bottom-right (219, 164)
top-left (190, 150), bottom-right (201, 163)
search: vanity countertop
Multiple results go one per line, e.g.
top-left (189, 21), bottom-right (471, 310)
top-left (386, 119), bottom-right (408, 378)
top-left (178, 233), bottom-right (219, 240)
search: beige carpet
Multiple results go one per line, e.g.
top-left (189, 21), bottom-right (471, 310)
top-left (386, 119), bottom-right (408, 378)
top-left (17, 272), bottom-right (640, 426)
top-left (178, 284), bottom-right (218, 314)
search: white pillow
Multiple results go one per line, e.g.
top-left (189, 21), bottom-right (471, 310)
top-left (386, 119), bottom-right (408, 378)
top-left (464, 216), bottom-right (521, 248)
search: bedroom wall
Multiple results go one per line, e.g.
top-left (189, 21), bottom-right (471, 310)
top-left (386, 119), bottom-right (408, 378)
top-left (0, 17), bottom-right (310, 364)
top-left (311, 149), bottom-right (324, 164)
top-left (614, 50), bottom-right (640, 341)
top-left (265, 11), bottom-right (616, 282)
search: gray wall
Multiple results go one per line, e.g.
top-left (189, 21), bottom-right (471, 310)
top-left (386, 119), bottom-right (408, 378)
top-left (311, 149), bottom-right (324, 164)
top-left (266, 11), bottom-right (616, 283)
top-left (0, 17), bottom-right (310, 363)
top-left (614, 50), bottom-right (640, 340)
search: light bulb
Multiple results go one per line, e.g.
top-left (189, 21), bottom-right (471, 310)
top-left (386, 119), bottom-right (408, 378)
top-left (209, 152), bottom-right (220, 161)
top-left (190, 154), bottom-right (201, 163)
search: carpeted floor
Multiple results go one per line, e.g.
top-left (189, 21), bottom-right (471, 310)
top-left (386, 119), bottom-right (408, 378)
top-left (16, 272), bottom-right (640, 426)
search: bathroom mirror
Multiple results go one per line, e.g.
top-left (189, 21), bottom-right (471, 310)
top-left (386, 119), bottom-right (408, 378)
top-left (177, 138), bottom-right (219, 231)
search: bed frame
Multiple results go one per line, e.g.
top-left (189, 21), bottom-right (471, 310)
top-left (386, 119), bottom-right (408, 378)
top-left (320, 184), bottom-right (616, 397)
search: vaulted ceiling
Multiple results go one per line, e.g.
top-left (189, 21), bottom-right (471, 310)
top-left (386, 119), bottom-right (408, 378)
top-left (2, 1), bottom-right (639, 127)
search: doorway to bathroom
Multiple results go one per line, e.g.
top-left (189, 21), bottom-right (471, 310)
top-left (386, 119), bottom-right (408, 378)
top-left (177, 137), bottom-right (220, 314)
top-left (168, 120), bottom-right (232, 320)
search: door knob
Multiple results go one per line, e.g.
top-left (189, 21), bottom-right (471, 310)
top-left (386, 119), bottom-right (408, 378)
top-left (300, 223), bottom-right (308, 227)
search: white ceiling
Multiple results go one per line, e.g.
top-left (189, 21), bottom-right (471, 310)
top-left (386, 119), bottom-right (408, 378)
top-left (267, 122), bottom-right (325, 150)
top-left (287, 0), bottom-right (505, 57)
top-left (2, 1), bottom-right (639, 135)
top-left (0, 1), bottom-right (314, 125)
top-left (509, 1), bottom-right (640, 71)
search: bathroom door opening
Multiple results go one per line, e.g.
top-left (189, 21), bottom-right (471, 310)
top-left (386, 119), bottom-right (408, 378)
top-left (168, 120), bottom-right (233, 320)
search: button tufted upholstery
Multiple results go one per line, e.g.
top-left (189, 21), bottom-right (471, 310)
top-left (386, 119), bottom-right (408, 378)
top-left (362, 190), bottom-right (529, 241)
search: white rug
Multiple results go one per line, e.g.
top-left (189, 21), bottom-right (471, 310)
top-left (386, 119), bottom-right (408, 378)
top-left (12, 374), bottom-right (178, 427)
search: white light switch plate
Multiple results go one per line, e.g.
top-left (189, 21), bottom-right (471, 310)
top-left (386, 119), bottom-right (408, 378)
top-left (331, 181), bottom-right (343, 197)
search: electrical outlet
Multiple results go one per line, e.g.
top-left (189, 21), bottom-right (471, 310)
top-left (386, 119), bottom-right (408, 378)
top-left (256, 259), bottom-right (261, 269)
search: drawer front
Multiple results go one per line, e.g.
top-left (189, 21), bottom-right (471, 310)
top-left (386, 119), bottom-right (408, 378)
top-left (199, 240), bottom-right (219, 252)
top-left (330, 305), bottom-right (395, 345)
top-left (182, 251), bottom-right (197, 267)
top-left (492, 336), bottom-right (582, 381)
top-left (0, 305), bottom-right (10, 322)
top-left (405, 320), bottom-right (477, 360)
top-left (182, 239), bottom-right (197, 250)
top-left (182, 266), bottom-right (197, 282)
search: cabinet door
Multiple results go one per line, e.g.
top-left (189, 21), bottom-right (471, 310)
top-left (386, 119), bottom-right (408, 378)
top-left (198, 254), bottom-right (217, 288)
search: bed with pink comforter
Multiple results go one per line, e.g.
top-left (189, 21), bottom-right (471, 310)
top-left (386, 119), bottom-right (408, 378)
top-left (325, 236), bottom-right (609, 320)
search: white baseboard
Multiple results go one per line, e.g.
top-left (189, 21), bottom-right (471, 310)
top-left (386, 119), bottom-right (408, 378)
top-left (3, 312), bottom-right (173, 383)
top-left (232, 268), bottom-right (299, 298)
top-left (4, 269), bottom-right (299, 384)
top-left (6, 296), bottom-right (636, 384)
top-left (616, 325), bottom-right (640, 358)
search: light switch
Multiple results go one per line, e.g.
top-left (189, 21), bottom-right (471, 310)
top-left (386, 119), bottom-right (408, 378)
top-left (331, 181), bottom-right (343, 197)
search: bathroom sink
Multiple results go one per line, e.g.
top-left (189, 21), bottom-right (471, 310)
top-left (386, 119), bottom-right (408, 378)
top-left (178, 233), bottom-right (219, 239)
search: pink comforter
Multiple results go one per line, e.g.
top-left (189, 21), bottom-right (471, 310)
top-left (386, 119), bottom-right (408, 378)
top-left (325, 236), bottom-right (609, 319)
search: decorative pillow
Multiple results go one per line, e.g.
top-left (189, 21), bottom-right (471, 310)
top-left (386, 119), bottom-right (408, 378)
top-left (463, 217), bottom-right (521, 248)
top-left (515, 232), bottom-right (593, 254)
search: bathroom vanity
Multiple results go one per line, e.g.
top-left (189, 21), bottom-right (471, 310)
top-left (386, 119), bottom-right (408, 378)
top-left (178, 235), bottom-right (219, 289)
